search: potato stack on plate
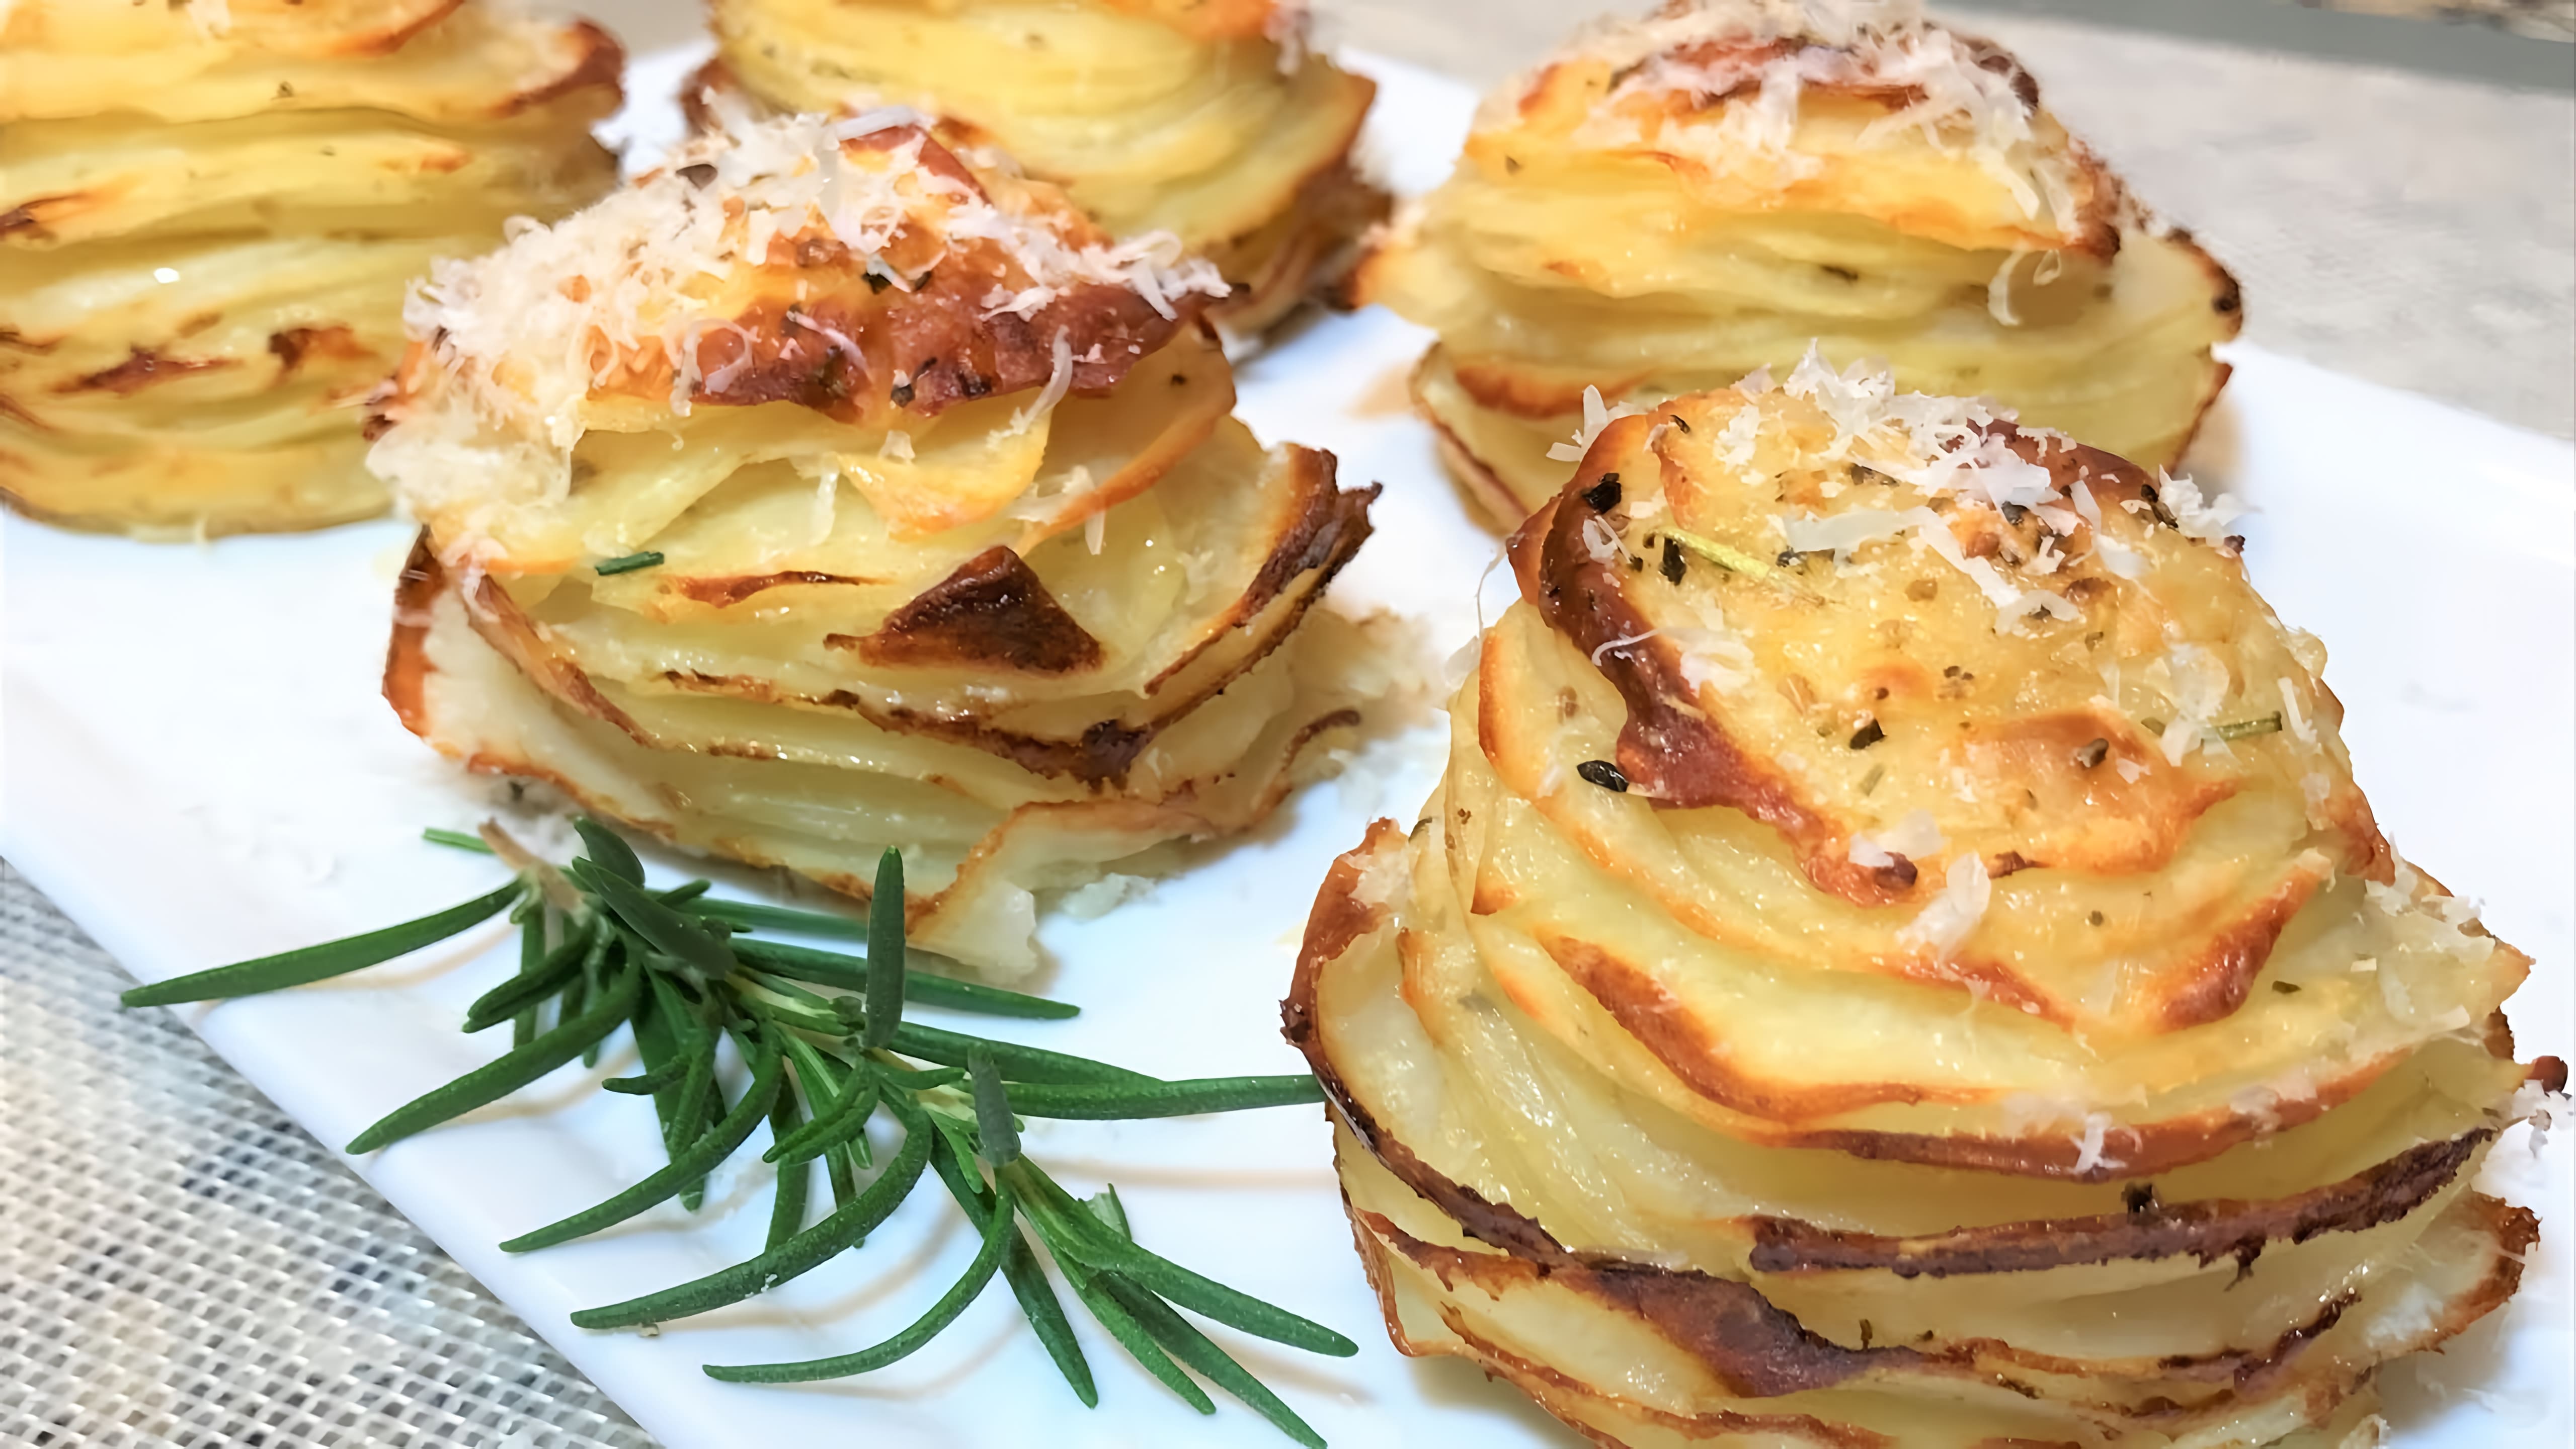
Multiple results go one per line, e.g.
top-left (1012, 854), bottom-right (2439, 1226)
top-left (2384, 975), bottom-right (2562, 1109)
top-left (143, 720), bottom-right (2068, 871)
top-left (373, 111), bottom-right (1389, 976)
top-left (1353, 0), bottom-right (2240, 525)
top-left (695, 0), bottom-right (1385, 340)
top-left (0, 0), bottom-right (621, 537)
top-left (1287, 362), bottom-right (2553, 1446)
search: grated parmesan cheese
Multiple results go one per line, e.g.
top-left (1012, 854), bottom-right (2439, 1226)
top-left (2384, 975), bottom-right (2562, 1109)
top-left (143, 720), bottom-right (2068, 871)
top-left (2070, 1112), bottom-right (2123, 1174)
top-left (2155, 468), bottom-right (2246, 541)
top-left (1849, 809), bottom-right (1944, 866)
top-left (380, 109), bottom-right (1224, 535)
top-left (1549, 384), bottom-right (1649, 462)
top-left (1543, 1), bottom-right (2076, 228)
top-left (1899, 851), bottom-right (1990, 959)
top-left (1666, 622), bottom-right (1755, 695)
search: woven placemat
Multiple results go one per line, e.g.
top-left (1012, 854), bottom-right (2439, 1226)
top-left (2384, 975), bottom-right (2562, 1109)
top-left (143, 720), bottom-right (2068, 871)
top-left (0, 863), bottom-right (654, 1449)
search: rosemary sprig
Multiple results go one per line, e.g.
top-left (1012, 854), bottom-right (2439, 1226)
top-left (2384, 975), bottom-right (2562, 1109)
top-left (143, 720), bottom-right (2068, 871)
top-left (120, 819), bottom-right (1345, 1442)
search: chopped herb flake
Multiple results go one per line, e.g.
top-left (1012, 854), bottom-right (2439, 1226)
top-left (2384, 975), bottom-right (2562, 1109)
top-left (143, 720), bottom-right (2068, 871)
top-left (1848, 719), bottom-right (1885, 750)
top-left (2215, 713), bottom-right (2284, 741)
top-left (1575, 760), bottom-right (1630, 793)
top-left (595, 551), bottom-right (665, 577)
top-left (1581, 474), bottom-right (1622, 512)
top-left (1663, 526), bottom-right (1772, 579)
top-left (2074, 738), bottom-right (2109, 769)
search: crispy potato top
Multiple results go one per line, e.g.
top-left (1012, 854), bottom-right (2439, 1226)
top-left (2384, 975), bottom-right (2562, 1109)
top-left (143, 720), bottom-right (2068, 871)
top-left (373, 112), bottom-right (1230, 545)
top-left (1452, 0), bottom-right (2110, 254)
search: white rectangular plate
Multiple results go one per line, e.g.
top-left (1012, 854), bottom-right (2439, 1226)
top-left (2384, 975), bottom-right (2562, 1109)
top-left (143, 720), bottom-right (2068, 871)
top-left (3, 48), bottom-right (2567, 1449)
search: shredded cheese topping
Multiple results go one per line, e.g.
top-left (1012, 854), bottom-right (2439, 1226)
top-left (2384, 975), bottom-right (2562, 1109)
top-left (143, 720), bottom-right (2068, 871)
top-left (395, 110), bottom-right (1224, 460)
top-left (1535, 0), bottom-right (2077, 227)
top-left (1663, 347), bottom-right (2242, 636)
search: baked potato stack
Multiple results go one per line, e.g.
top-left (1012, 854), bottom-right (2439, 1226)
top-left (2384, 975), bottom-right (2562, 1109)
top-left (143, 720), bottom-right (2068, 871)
top-left (0, 0), bottom-right (621, 537)
top-left (1285, 363), bottom-right (2554, 1446)
top-left (696, 0), bottom-right (1386, 340)
top-left (373, 112), bottom-right (1387, 976)
top-left (1353, 0), bottom-right (2241, 526)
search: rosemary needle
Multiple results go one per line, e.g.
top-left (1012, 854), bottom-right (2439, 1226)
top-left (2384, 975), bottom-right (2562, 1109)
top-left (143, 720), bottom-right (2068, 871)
top-left (501, 1030), bottom-right (785, 1252)
top-left (121, 878), bottom-right (526, 1007)
top-left (929, 1125), bottom-right (1096, 1406)
top-left (573, 1098), bottom-right (935, 1329)
top-left (890, 1020), bottom-right (1154, 1087)
top-left (970, 1050), bottom-right (1020, 1167)
top-left (704, 1182), bottom-right (1021, 1384)
top-left (1101, 1276), bottom-right (1328, 1449)
top-left (864, 849), bottom-right (905, 1052)
top-left (683, 896), bottom-right (868, 940)
top-left (345, 964), bottom-right (642, 1154)
top-left (1007, 1076), bottom-right (1323, 1121)
top-left (729, 937), bottom-right (1076, 1019)
top-left (763, 1089), bottom-right (813, 1250)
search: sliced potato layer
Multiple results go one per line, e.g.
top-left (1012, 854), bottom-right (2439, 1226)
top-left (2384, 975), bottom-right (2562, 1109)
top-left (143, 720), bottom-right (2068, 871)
top-left (0, 0), bottom-right (620, 536)
top-left (1283, 370), bottom-right (2553, 1445)
top-left (1351, 0), bottom-right (2238, 525)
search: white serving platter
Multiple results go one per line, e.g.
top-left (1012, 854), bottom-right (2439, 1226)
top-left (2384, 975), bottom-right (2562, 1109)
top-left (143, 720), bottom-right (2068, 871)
top-left (4, 46), bottom-right (2569, 1449)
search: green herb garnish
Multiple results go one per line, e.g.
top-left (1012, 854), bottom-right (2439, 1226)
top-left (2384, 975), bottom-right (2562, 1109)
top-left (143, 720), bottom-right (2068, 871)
top-left (1662, 526), bottom-right (1774, 579)
top-left (2215, 712), bottom-right (2285, 741)
top-left (122, 820), bottom-right (1347, 1444)
top-left (594, 550), bottom-right (666, 577)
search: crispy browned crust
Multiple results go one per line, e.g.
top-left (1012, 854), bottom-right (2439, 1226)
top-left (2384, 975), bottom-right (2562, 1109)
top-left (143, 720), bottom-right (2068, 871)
top-left (266, 326), bottom-right (376, 377)
top-left (1286, 829), bottom-right (2480, 1200)
top-left (1539, 933), bottom-right (1987, 1120)
top-left (2164, 224), bottom-right (2245, 466)
top-left (1745, 1129), bottom-right (2489, 1278)
top-left (1363, 1210), bottom-right (1910, 1396)
top-left (1345, 1140), bottom-right (2535, 1435)
top-left (844, 544), bottom-right (1104, 674)
top-left (1341, 1209), bottom-right (1894, 1449)
top-left (1501, 24), bottom-right (2119, 262)
top-left (1353, 1186), bottom-right (2535, 1411)
top-left (672, 570), bottom-right (877, 608)
top-left (495, 19), bottom-right (626, 120)
top-left (384, 531), bottom-right (448, 737)
top-left (684, 56), bottom-right (1383, 345)
top-left (375, 124), bottom-right (1205, 435)
top-left (52, 347), bottom-right (236, 396)
top-left (1505, 424), bottom-right (2349, 911)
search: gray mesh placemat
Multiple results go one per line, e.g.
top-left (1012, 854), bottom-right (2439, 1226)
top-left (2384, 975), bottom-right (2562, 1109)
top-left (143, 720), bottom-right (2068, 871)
top-left (0, 862), bottom-right (655, 1449)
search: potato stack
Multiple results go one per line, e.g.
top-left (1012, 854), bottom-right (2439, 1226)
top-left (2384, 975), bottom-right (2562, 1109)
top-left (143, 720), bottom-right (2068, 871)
top-left (1353, 0), bottom-right (2240, 525)
top-left (372, 112), bottom-right (1388, 976)
top-left (1287, 363), bottom-right (2552, 1446)
top-left (0, 0), bottom-right (622, 537)
top-left (697, 0), bottom-right (1385, 340)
